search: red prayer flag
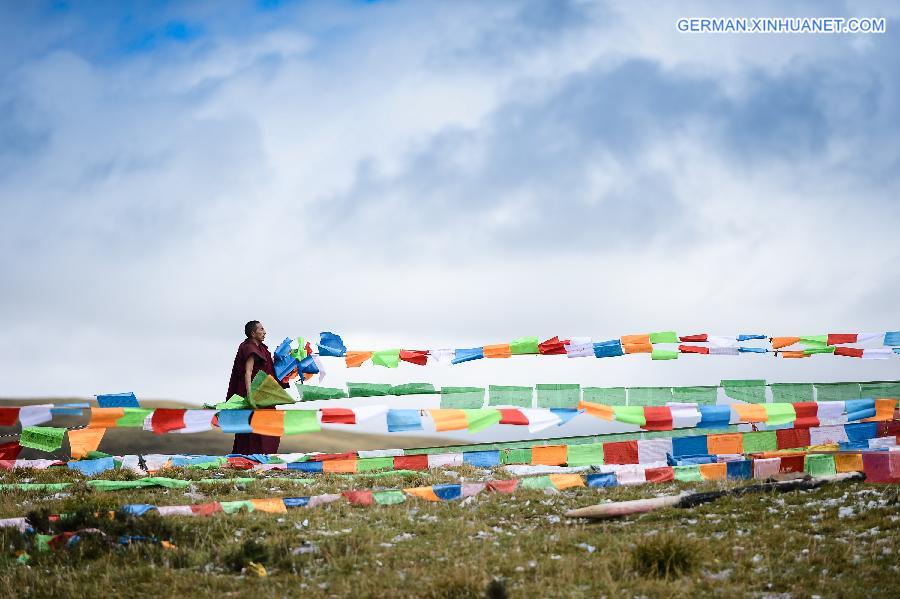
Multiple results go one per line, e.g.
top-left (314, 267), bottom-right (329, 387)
top-left (827, 333), bottom-right (858, 345)
top-left (399, 350), bottom-right (429, 366)
top-left (776, 428), bottom-right (811, 450)
top-left (778, 454), bottom-right (806, 474)
top-left (0, 408), bottom-right (20, 426)
top-left (226, 457), bottom-right (257, 470)
top-left (679, 334), bottom-right (708, 342)
top-left (342, 490), bottom-right (374, 506)
top-left (150, 409), bottom-right (186, 434)
top-left (678, 344), bottom-right (709, 355)
top-left (645, 466), bottom-right (675, 483)
top-left (321, 408), bottom-right (357, 425)
top-left (834, 347), bottom-right (864, 358)
top-left (538, 336), bottom-right (569, 355)
top-left (0, 441), bottom-right (22, 461)
top-left (643, 407), bottom-right (673, 431)
top-left (190, 502), bottom-right (223, 516)
top-left (498, 409), bottom-right (529, 425)
top-left (487, 479), bottom-right (519, 494)
top-left (602, 440), bottom-right (639, 465)
top-left (393, 454), bottom-right (429, 471)
top-left (792, 402), bottom-right (820, 428)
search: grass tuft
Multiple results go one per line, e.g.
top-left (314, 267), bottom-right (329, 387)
top-left (630, 534), bottom-right (696, 579)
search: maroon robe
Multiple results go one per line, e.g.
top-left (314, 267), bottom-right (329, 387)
top-left (227, 339), bottom-right (281, 455)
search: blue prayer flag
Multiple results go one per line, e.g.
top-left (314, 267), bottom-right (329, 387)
top-left (387, 409), bottom-right (423, 432)
top-left (96, 392), bottom-right (139, 408)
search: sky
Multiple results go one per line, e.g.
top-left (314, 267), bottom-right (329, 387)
top-left (1, 0), bottom-right (899, 413)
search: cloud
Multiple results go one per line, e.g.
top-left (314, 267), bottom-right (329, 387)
top-left (0, 1), bottom-right (898, 403)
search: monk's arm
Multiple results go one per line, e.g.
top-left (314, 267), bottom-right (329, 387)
top-left (244, 356), bottom-right (254, 397)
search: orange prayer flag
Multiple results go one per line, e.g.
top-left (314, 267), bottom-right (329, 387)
top-left (250, 411), bottom-right (285, 436)
top-left (834, 453), bottom-right (864, 473)
top-left (698, 462), bottom-right (727, 481)
top-left (732, 403), bottom-right (767, 423)
top-left (706, 433), bottom-right (743, 455)
top-left (89, 408), bottom-right (125, 429)
top-left (428, 409), bottom-right (468, 432)
top-left (531, 445), bottom-right (567, 466)
top-left (771, 336), bottom-right (800, 349)
top-left (323, 459), bottom-right (358, 473)
top-left (621, 334), bottom-right (650, 345)
top-left (863, 399), bottom-right (897, 422)
top-left (548, 473), bottom-right (585, 489)
top-left (68, 428), bottom-right (106, 459)
top-left (404, 486), bottom-right (440, 501)
top-left (780, 351), bottom-right (808, 359)
top-left (623, 342), bottom-right (653, 354)
top-left (578, 400), bottom-right (614, 421)
top-left (345, 351), bottom-right (373, 367)
top-left (250, 498), bottom-right (287, 513)
top-left (483, 343), bottom-right (512, 359)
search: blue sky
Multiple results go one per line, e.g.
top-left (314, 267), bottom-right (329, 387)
top-left (1, 0), bottom-right (899, 405)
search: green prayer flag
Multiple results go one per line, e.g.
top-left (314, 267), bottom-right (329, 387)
top-left (770, 383), bottom-right (814, 403)
top-left (488, 385), bottom-right (533, 407)
top-left (671, 386), bottom-right (718, 405)
top-left (389, 383), bottom-right (437, 395)
top-left (440, 387), bottom-right (484, 408)
top-left (36, 534), bottom-right (53, 553)
top-left (371, 349), bottom-right (401, 368)
top-left (373, 490), bottom-right (406, 505)
top-left (613, 406), bottom-right (646, 427)
top-left (566, 443), bottom-right (604, 466)
top-left (464, 409), bottom-right (502, 433)
top-left (721, 380), bottom-right (767, 403)
top-left (502, 448), bottom-right (532, 465)
top-left (357, 457), bottom-right (394, 472)
top-left (520, 475), bottom-right (553, 489)
top-left (582, 387), bottom-right (626, 405)
top-left (799, 335), bottom-right (828, 347)
top-left (804, 454), bottom-right (836, 476)
top-left (115, 408), bottom-right (154, 427)
top-left (815, 382), bottom-right (862, 401)
top-left (535, 384), bottom-right (580, 408)
top-left (628, 387), bottom-right (673, 406)
top-left (649, 331), bottom-right (679, 344)
top-left (248, 372), bottom-right (294, 408)
top-left (742, 431), bottom-right (777, 453)
top-left (860, 381), bottom-right (900, 399)
top-left (283, 410), bottom-right (321, 435)
top-left (19, 426), bottom-right (66, 452)
top-left (651, 349), bottom-right (679, 360)
top-left (298, 386), bottom-right (347, 401)
top-left (509, 336), bottom-right (540, 355)
top-left (803, 346), bottom-right (835, 355)
top-left (220, 500), bottom-right (254, 514)
top-left (347, 383), bottom-right (392, 397)
top-left (673, 465), bottom-right (703, 482)
top-left (763, 403), bottom-right (797, 426)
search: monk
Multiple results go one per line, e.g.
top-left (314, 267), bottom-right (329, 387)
top-left (226, 320), bottom-right (285, 454)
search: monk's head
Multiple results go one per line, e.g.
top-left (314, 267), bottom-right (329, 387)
top-left (244, 320), bottom-right (265, 342)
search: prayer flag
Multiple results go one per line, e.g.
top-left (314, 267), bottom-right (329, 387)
top-left (217, 410), bottom-right (252, 433)
top-left (68, 428), bottom-right (106, 459)
top-left (19, 427), bottom-right (66, 452)
top-left (593, 339), bottom-right (624, 358)
top-left (451, 347), bottom-right (484, 364)
top-left (538, 336), bottom-right (568, 355)
top-left (283, 410), bottom-right (321, 434)
top-left (386, 409), bottom-right (422, 433)
top-left (150, 409), bottom-right (186, 434)
top-left (371, 349), bottom-right (401, 368)
top-left (345, 351), bottom-right (373, 367)
top-left (96, 393), bottom-right (139, 408)
top-left (464, 409), bottom-right (502, 432)
top-left (679, 333), bottom-right (708, 342)
top-left (509, 336), bottom-right (540, 355)
top-left (483, 343), bottom-right (511, 358)
top-left (399, 350), bottom-right (429, 366)
top-left (428, 409), bottom-right (468, 432)
top-left (317, 332), bottom-right (346, 357)
top-left (649, 331), bottom-right (678, 344)
top-left (89, 408), bottom-right (124, 428)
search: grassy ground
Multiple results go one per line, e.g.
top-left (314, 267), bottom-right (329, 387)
top-left (1, 465), bottom-right (897, 598)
